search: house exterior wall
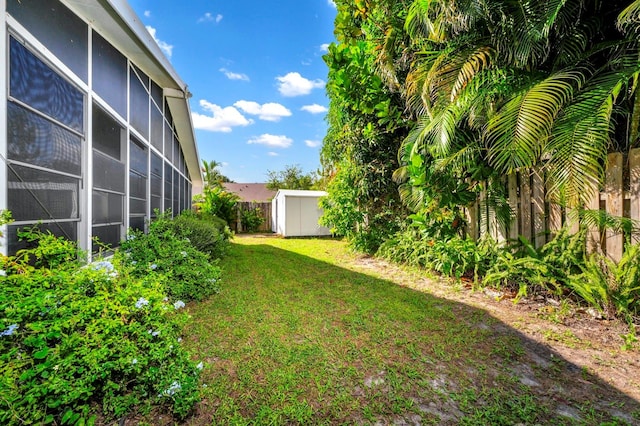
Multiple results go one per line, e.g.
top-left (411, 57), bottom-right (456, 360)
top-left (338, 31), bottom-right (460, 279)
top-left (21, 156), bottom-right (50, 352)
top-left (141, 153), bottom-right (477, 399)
top-left (0, 0), bottom-right (201, 255)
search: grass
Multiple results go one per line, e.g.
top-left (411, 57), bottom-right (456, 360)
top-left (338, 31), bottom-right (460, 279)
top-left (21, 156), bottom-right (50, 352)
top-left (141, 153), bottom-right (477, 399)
top-left (181, 237), bottom-right (639, 425)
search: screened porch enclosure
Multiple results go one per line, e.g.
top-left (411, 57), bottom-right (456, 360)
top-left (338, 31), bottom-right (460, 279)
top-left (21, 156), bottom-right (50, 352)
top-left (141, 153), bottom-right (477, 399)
top-left (1, 0), bottom-right (202, 256)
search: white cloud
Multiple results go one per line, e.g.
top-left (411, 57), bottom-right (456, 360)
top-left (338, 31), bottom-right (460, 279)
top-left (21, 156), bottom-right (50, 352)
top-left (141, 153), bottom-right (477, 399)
top-left (191, 100), bottom-right (253, 132)
top-left (276, 72), bottom-right (325, 97)
top-left (268, 152), bottom-right (279, 157)
top-left (320, 43), bottom-right (330, 52)
top-left (234, 101), bottom-right (292, 122)
top-left (145, 26), bottom-right (173, 58)
top-left (198, 12), bottom-right (214, 22)
top-left (144, 10), bottom-right (151, 17)
top-left (198, 12), bottom-right (223, 23)
top-left (248, 134), bottom-right (293, 148)
top-left (305, 140), bottom-right (322, 148)
top-left (220, 68), bottom-right (250, 81)
top-left (301, 104), bottom-right (328, 114)
top-left (328, 0), bottom-right (336, 8)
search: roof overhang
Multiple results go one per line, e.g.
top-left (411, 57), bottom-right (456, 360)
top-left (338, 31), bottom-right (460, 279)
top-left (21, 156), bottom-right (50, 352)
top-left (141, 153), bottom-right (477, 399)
top-left (61, 0), bottom-right (203, 192)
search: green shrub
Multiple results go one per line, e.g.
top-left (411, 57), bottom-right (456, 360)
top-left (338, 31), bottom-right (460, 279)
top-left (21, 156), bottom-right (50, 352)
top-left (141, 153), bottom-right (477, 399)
top-left (14, 225), bottom-right (81, 269)
top-left (378, 227), bottom-right (498, 279)
top-left (118, 219), bottom-right (221, 302)
top-left (568, 243), bottom-right (640, 321)
top-left (240, 207), bottom-right (264, 233)
top-left (483, 229), bottom-right (587, 300)
top-left (0, 232), bottom-right (202, 424)
top-left (195, 186), bottom-right (239, 229)
top-left (154, 212), bottom-right (230, 260)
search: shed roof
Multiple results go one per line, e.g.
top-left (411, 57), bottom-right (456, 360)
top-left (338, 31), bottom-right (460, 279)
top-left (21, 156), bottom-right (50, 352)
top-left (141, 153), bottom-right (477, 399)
top-left (274, 189), bottom-right (328, 198)
top-left (223, 183), bottom-right (276, 203)
top-left (62, 0), bottom-right (203, 192)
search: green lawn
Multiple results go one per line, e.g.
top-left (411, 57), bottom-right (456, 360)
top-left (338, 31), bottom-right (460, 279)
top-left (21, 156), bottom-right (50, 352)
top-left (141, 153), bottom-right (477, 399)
top-left (183, 237), bottom-right (639, 425)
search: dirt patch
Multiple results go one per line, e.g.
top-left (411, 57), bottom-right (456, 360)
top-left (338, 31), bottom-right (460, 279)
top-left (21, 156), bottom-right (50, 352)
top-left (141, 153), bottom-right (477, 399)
top-left (348, 254), bottom-right (640, 410)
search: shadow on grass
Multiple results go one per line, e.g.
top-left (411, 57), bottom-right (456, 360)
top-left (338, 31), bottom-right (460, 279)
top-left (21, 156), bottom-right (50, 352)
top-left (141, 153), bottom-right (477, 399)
top-left (185, 239), bottom-right (640, 425)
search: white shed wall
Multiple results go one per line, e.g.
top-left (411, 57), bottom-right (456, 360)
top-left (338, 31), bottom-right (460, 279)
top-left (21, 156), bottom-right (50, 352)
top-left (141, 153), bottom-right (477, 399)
top-left (272, 191), bottom-right (331, 237)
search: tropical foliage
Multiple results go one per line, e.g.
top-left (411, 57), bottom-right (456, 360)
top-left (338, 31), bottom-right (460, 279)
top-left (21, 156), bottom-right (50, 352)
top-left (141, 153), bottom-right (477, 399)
top-left (0, 218), bottom-right (221, 424)
top-left (322, 0), bottom-right (640, 323)
top-left (320, 0), bottom-right (411, 253)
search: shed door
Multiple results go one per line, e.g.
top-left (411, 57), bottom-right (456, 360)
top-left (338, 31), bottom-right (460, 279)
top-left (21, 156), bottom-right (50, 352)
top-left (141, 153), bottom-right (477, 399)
top-left (299, 197), bottom-right (320, 235)
top-left (286, 197), bottom-right (301, 236)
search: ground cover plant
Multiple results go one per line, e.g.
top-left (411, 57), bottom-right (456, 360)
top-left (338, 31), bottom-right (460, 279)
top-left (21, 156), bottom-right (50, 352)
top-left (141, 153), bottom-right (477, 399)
top-left (0, 211), bottom-right (225, 424)
top-left (378, 220), bottom-right (640, 330)
top-left (183, 237), bottom-right (639, 425)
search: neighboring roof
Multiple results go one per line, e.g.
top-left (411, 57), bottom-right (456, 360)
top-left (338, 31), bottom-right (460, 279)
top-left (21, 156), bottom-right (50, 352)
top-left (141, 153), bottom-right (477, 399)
top-left (274, 190), bottom-right (328, 198)
top-left (223, 183), bottom-right (276, 203)
top-left (62, 0), bottom-right (203, 191)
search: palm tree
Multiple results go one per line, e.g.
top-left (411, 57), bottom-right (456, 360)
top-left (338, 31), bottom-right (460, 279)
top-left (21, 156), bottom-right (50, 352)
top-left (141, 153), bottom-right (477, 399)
top-left (201, 160), bottom-right (230, 188)
top-left (396, 0), bottom-right (640, 210)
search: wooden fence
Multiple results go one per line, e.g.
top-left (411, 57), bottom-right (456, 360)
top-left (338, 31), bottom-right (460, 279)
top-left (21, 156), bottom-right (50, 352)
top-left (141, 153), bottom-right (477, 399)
top-left (464, 148), bottom-right (640, 262)
top-left (235, 202), bottom-right (272, 233)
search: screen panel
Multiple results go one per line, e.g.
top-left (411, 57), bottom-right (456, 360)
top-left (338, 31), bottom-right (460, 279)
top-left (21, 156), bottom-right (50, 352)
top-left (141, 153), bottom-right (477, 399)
top-left (8, 0), bottom-right (88, 82)
top-left (10, 37), bottom-right (84, 132)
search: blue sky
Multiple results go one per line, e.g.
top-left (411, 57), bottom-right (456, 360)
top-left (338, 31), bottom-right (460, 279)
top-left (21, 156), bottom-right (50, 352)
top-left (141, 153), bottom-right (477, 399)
top-left (128, 0), bottom-right (337, 183)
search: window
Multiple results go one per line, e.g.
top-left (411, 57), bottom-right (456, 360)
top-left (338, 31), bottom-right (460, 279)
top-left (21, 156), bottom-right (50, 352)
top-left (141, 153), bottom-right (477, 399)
top-left (8, 103), bottom-right (82, 175)
top-left (129, 137), bottom-right (148, 232)
top-left (173, 169), bottom-right (180, 215)
top-left (7, 37), bottom-right (84, 255)
top-left (150, 152), bottom-right (163, 217)
top-left (150, 103), bottom-right (163, 151)
top-left (130, 66), bottom-right (149, 139)
top-left (8, 0), bottom-right (88, 82)
top-left (92, 31), bottom-right (127, 118)
top-left (164, 120), bottom-right (174, 163)
top-left (164, 162), bottom-right (173, 214)
top-left (92, 104), bottom-right (125, 250)
top-left (10, 38), bottom-right (84, 132)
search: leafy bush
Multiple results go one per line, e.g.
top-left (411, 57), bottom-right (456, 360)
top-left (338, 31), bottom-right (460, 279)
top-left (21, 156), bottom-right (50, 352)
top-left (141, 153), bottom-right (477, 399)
top-left (153, 211), bottom-right (230, 260)
top-left (118, 219), bottom-right (221, 302)
top-left (378, 226), bottom-right (499, 279)
top-left (568, 243), bottom-right (640, 321)
top-left (0, 231), bottom-right (202, 424)
top-left (194, 186), bottom-right (239, 229)
top-left (240, 207), bottom-right (265, 233)
top-left (194, 211), bottom-right (233, 240)
top-left (13, 225), bottom-right (81, 269)
top-left (484, 229), bottom-right (587, 300)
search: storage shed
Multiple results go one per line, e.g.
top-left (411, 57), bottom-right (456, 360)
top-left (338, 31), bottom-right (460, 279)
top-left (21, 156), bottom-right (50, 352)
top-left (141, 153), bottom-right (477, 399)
top-left (271, 190), bottom-right (331, 237)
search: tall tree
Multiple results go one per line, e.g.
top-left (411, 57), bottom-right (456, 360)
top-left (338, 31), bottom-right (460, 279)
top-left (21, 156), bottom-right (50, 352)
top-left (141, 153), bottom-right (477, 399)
top-left (265, 165), bottom-right (315, 190)
top-left (320, 0), bottom-right (412, 252)
top-left (201, 160), bottom-right (231, 188)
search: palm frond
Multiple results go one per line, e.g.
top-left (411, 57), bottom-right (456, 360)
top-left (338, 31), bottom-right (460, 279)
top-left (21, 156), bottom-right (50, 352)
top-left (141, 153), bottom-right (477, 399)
top-left (405, 0), bottom-right (446, 42)
top-left (617, 0), bottom-right (640, 34)
top-left (547, 65), bottom-right (640, 205)
top-left (450, 46), bottom-right (495, 100)
top-left (485, 70), bottom-right (584, 174)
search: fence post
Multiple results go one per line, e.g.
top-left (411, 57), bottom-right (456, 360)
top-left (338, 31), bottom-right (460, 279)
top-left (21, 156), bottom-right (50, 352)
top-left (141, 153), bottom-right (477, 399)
top-left (549, 201), bottom-right (562, 240)
top-left (606, 153), bottom-right (623, 262)
top-left (586, 176), bottom-right (601, 255)
top-left (466, 202), bottom-right (478, 241)
top-left (532, 167), bottom-right (545, 248)
top-left (520, 170), bottom-right (532, 242)
top-left (631, 148), bottom-right (640, 245)
top-left (508, 174), bottom-right (518, 239)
